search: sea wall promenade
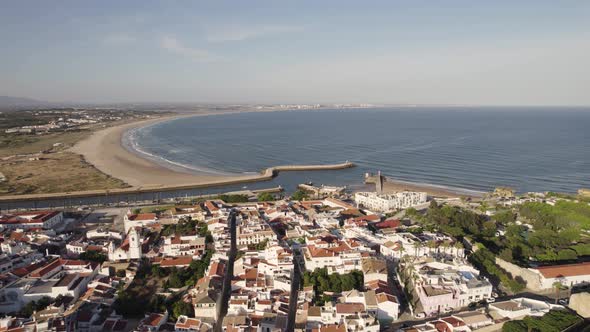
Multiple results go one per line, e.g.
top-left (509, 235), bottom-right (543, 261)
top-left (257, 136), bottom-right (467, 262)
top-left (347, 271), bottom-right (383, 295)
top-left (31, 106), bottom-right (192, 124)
top-left (0, 161), bottom-right (355, 203)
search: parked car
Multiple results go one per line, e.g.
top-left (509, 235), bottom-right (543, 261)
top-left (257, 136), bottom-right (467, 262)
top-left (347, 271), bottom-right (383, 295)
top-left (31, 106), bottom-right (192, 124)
top-left (491, 292), bottom-right (499, 298)
top-left (558, 299), bottom-right (569, 305)
top-left (414, 312), bottom-right (426, 318)
top-left (486, 297), bottom-right (496, 303)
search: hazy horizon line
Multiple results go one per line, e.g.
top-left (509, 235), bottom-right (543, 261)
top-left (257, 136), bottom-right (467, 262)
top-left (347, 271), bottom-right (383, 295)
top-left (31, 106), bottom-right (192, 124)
top-left (2, 96), bottom-right (590, 109)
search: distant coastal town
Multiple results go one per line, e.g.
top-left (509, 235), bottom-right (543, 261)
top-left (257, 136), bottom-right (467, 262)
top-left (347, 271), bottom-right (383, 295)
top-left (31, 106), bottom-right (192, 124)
top-left (0, 107), bottom-right (588, 331)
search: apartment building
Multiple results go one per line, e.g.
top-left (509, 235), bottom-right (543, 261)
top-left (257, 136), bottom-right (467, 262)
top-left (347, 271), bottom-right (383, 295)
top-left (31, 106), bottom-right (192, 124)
top-left (354, 191), bottom-right (427, 212)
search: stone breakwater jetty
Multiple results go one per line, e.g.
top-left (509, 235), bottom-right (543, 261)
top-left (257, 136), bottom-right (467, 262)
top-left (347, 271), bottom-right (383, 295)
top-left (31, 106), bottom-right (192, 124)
top-left (0, 161), bottom-right (355, 202)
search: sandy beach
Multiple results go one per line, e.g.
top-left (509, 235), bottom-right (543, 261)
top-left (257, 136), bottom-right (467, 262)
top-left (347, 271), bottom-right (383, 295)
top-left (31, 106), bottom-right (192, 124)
top-left (68, 110), bottom-right (479, 199)
top-left (69, 112), bottom-right (354, 193)
top-left (70, 114), bottom-right (245, 188)
top-left (382, 179), bottom-right (483, 198)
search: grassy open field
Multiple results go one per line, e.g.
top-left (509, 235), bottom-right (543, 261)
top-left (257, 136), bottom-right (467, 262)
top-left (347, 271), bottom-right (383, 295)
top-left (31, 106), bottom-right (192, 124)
top-left (0, 110), bottom-right (170, 196)
top-left (0, 129), bottom-right (92, 157)
top-left (0, 118), bottom-right (136, 196)
top-left (0, 151), bottom-right (129, 195)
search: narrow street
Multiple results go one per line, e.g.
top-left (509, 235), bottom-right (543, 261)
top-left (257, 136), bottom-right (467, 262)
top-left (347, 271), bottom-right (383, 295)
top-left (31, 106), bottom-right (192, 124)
top-left (214, 210), bottom-right (237, 332)
top-left (286, 248), bottom-right (302, 332)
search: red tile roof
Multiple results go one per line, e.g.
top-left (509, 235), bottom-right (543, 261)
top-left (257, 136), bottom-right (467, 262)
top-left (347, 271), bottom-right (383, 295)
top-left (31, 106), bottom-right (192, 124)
top-left (434, 320), bottom-right (451, 332)
top-left (208, 262), bottom-right (225, 277)
top-left (536, 262), bottom-right (590, 278)
top-left (375, 219), bottom-right (401, 229)
top-left (11, 261), bottom-right (46, 277)
top-left (160, 256), bottom-right (193, 267)
top-left (335, 303), bottom-right (365, 314)
top-left (354, 214), bottom-right (381, 222)
top-left (143, 313), bottom-right (166, 327)
top-left (128, 213), bottom-right (156, 221)
top-left (325, 198), bottom-right (355, 209)
top-left (205, 201), bottom-right (219, 212)
top-left (30, 258), bottom-right (63, 278)
top-left (29, 258), bottom-right (94, 278)
top-left (314, 324), bottom-right (346, 332)
top-left (175, 316), bottom-right (202, 329)
top-left (307, 246), bottom-right (334, 258)
top-left (441, 317), bottom-right (465, 327)
top-left (376, 292), bottom-right (398, 303)
top-left (0, 210), bottom-right (61, 224)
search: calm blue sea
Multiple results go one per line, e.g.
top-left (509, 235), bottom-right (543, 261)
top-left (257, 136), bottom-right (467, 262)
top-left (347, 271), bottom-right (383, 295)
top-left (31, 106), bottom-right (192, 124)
top-left (128, 107), bottom-right (590, 194)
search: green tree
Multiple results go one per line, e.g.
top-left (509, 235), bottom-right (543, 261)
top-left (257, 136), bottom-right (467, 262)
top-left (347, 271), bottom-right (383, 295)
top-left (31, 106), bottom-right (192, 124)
top-left (291, 190), bottom-right (309, 201)
top-left (79, 250), bottom-right (107, 263)
top-left (19, 296), bottom-right (52, 317)
top-left (328, 274), bottom-right (342, 293)
top-left (167, 269), bottom-right (183, 288)
top-left (502, 320), bottom-right (528, 332)
top-left (406, 207), bottom-right (418, 217)
top-left (149, 295), bottom-right (167, 313)
top-left (172, 301), bottom-right (193, 319)
top-left (252, 239), bottom-right (269, 250)
top-left (499, 248), bottom-right (513, 262)
top-left (428, 199), bottom-right (438, 210)
top-left (493, 210), bottom-right (517, 225)
top-left (552, 281), bottom-right (564, 304)
top-left (257, 192), bottom-right (276, 202)
top-left (151, 265), bottom-right (166, 278)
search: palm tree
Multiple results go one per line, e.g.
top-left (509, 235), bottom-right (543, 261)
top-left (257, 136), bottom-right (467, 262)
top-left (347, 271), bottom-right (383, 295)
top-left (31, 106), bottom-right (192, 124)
top-left (454, 242), bottom-right (464, 258)
top-left (479, 202), bottom-right (489, 213)
top-left (414, 241), bottom-right (423, 258)
top-left (553, 281), bottom-right (563, 304)
top-left (427, 240), bottom-right (437, 255)
top-left (397, 245), bottom-right (405, 260)
top-left (441, 241), bottom-right (450, 256)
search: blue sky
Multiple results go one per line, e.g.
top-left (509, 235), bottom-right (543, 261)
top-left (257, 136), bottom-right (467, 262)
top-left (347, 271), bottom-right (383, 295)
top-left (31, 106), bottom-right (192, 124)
top-left (1, 1), bottom-right (589, 105)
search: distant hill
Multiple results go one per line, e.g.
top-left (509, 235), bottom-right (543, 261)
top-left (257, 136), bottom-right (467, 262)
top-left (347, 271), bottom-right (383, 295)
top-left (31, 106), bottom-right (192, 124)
top-left (0, 96), bottom-right (50, 110)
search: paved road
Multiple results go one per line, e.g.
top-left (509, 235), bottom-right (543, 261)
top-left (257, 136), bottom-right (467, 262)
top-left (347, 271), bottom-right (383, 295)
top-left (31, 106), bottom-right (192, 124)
top-left (286, 249), bottom-right (302, 332)
top-left (214, 210), bottom-right (237, 332)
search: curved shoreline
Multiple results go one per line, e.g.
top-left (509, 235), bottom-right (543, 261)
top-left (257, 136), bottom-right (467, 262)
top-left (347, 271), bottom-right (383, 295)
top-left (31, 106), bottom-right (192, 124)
top-left (0, 109), bottom-right (488, 202)
top-left (0, 112), bottom-right (356, 201)
top-left (71, 111), bottom-right (354, 188)
top-left (122, 117), bottom-right (239, 177)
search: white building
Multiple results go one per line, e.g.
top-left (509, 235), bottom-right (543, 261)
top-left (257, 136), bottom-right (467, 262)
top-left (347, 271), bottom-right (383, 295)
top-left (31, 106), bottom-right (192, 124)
top-left (354, 191), bottom-right (427, 212)
top-left (135, 312), bottom-right (168, 332)
top-left (408, 261), bottom-right (492, 315)
top-left (174, 315), bottom-right (211, 331)
top-left (489, 298), bottom-right (564, 319)
top-left (0, 211), bottom-right (64, 230)
top-left (108, 228), bottom-right (142, 261)
top-left (1, 241), bottom-right (31, 255)
top-left (123, 211), bottom-right (157, 233)
top-left (161, 235), bottom-right (206, 258)
top-left (237, 230), bottom-right (276, 247)
top-left (65, 242), bottom-right (87, 256)
top-left (533, 262), bottom-right (590, 289)
top-left (167, 205), bottom-right (205, 221)
top-left (86, 229), bottom-right (122, 240)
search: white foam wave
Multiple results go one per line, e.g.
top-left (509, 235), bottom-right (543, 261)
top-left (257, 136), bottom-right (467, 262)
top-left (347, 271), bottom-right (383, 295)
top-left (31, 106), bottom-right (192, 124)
top-left (122, 126), bottom-right (238, 177)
